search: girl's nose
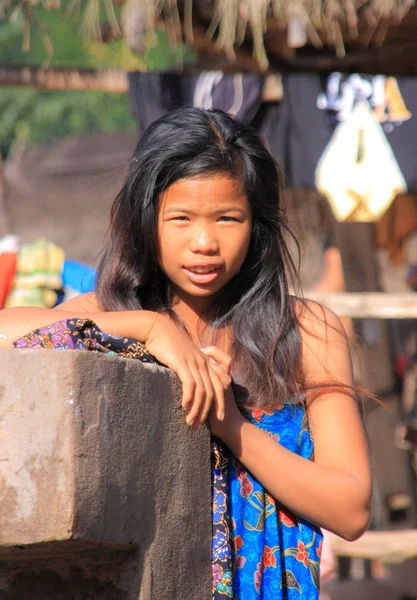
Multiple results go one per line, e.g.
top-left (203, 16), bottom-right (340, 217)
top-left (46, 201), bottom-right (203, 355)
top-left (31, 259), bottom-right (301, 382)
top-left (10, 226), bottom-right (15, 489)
top-left (189, 227), bottom-right (219, 254)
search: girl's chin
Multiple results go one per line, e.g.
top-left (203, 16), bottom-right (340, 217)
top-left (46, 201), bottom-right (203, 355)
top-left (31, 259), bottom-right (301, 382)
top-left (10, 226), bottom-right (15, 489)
top-left (173, 281), bottom-right (223, 300)
top-left (184, 285), bottom-right (219, 296)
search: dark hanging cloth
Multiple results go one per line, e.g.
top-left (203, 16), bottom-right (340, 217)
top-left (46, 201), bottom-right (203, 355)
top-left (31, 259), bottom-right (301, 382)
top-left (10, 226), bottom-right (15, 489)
top-left (250, 101), bottom-right (285, 162)
top-left (127, 72), bottom-right (196, 132)
top-left (277, 73), bottom-right (332, 186)
top-left (127, 71), bottom-right (265, 132)
top-left (209, 73), bottom-right (265, 123)
top-left (381, 78), bottom-right (417, 191)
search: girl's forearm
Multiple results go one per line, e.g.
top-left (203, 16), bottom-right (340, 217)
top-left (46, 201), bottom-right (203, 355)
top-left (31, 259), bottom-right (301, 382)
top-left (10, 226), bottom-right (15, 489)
top-left (0, 307), bottom-right (156, 347)
top-left (220, 417), bottom-right (371, 541)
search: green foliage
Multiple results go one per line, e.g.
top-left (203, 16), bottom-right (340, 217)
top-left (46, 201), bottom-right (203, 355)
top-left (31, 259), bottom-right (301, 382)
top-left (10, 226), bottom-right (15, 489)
top-left (0, 5), bottom-right (196, 156)
top-left (0, 88), bottom-right (137, 157)
top-left (0, 7), bottom-right (145, 68)
top-left (0, 5), bottom-right (195, 69)
top-left (144, 30), bottom-right (195, 71)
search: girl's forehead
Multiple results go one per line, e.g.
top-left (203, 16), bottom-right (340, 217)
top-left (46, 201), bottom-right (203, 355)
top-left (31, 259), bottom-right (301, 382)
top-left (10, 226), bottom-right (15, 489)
top-left (160, 174), bottom-right (249, 209)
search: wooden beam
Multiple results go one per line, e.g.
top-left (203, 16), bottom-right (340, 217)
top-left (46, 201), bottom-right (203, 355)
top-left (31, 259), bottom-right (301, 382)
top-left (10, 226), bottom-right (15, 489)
top-left (306, 293), bottom-right (417, 319)
top-left (275, 41), bottom-right (417, 75)
top-left (0, 64), bottom-right (282, 102)
top-left (0, 66), bottom-right (129, 92)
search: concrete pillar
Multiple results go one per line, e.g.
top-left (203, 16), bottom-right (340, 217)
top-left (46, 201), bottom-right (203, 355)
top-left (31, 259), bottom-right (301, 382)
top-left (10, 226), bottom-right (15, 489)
top-left (0, 349), bottom-right (212, 599)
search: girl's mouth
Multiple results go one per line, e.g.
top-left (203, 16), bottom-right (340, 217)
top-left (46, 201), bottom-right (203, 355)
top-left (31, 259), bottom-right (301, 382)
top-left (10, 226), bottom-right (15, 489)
top-left (182, 266), bottom-right (222, 284)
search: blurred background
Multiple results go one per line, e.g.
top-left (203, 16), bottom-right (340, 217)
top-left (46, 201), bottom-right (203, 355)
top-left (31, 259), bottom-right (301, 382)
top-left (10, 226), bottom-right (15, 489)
top-left (1, 1), bottom-right (417, 598)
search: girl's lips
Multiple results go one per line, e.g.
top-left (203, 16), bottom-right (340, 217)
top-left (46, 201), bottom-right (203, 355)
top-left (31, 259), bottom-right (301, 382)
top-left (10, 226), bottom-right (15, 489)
top-left (182, 267), bottom-right (221, 284)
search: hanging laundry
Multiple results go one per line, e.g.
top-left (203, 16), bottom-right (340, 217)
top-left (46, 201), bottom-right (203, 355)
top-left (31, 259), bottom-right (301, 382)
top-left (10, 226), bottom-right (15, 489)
top-left (61, 259), bottom-right (96, 300)
top-left (251, 101), bottom-right (285, 162)
top-left (193, 71), bottom-right (223, 109)
top-left (278, 72), bottom-right (417, 216)
top-left (0, 234), bottom-right (19, 255)
top-left (275, 73), bottom-right (334, 187)
top-left (375, 194), bottom-right (417, 265)
top-left (0, 234), bottom-right (19, 309)
top-left (127, 72), bottom-right (196, 132)
top-left (315, 101), bottom-right (406, 222)
top-left (5, 238), bottom-right (65, 308)
top-left (193, 71), bottom-right (264, 122)
top-left (0, 252), bottom-right (17, 309)
top-left (127, 72), bottom-right (264, 132)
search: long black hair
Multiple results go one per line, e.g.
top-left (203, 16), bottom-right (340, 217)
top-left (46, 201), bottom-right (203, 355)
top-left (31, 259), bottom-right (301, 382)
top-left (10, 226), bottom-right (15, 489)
top-left (96, 107), bottom-right (304, 407)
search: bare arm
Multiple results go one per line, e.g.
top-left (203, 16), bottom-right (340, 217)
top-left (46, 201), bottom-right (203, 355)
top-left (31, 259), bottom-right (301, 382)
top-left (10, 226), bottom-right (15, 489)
top-left (0, 294), bottom-right (226, 427)
top-left (212, 303), bottom-right (372, 541)
top-left (55, 291), bottom-right (102, 312)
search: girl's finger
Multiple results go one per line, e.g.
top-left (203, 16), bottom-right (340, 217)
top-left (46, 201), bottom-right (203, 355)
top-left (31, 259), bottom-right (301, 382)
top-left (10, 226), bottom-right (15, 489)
top-left (186, 362), bottom-right (208, 427)
top-left (176, 364), bottom-right (196, 409)
top-left (201, 346), bottom-right (232, 374)
top-left (207, 365), bottom-right (226, 421)
top-left (196, 360), bottom-right (216, 425)
top-left (208, 359), bottom-right (232, 390)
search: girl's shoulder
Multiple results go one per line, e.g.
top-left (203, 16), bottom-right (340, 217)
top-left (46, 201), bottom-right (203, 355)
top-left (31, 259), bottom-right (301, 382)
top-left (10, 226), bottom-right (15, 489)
top-left (55, 291), bottom-right (102, 313)
top-left (293, 298), bottom-right (351, 385)
top-left (294, 298), bottom-right (345, 342)
top-left (294, 298), bottom-right (345, 334)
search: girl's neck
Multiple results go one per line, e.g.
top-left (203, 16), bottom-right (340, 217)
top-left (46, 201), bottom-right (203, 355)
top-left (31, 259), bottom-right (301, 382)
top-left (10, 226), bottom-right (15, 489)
top-left (171, 293), bottom-right (230, 352)
top-left (171, 297), bottom-right (210, 344)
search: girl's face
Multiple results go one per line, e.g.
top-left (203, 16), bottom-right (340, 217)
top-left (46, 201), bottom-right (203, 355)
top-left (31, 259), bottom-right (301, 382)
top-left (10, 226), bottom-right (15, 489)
top-left (158, 174), bottom-right (252, 309)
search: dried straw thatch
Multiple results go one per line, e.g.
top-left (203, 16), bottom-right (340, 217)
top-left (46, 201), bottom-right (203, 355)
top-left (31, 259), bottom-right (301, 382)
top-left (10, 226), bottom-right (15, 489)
top-left (2, 0), bottom-right (416, 67)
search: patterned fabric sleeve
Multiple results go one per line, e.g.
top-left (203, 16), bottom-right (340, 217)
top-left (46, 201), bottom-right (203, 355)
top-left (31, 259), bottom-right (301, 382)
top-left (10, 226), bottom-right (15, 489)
top-left (13, 318), bottom-right (159, 364)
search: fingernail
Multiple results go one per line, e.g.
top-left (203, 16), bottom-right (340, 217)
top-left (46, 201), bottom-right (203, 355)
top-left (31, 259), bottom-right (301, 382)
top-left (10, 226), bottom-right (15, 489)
top-left (187, 417), bottom-right (195, 426)
top-left (209, 357), bottom-right (219, 366)
top-left (219, 411), bottom-right (225, 421)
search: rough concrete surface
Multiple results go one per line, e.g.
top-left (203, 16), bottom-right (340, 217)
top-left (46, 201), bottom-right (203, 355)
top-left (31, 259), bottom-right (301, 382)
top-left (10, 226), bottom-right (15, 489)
top-left (0, 349), bottom-right (212, 599)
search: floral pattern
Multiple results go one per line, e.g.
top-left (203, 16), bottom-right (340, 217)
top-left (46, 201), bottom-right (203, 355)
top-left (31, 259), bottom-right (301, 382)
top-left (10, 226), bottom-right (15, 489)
top-left (211, 404), bottom-right (322, 599)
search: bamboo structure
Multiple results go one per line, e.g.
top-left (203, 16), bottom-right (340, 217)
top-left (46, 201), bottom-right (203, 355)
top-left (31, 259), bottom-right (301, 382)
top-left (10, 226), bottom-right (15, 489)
top-left (2, 0), bottom-right (416, 68)
top-left (0, 66), bottom-right (128, 91)
top-left (306, 292), bottom-right (417, 319)
top-left (330, 530), bottom-right (417, 563)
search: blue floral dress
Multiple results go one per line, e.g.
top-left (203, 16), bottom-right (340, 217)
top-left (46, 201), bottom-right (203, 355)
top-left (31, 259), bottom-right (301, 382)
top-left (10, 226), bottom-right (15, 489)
top-left (211, 404), bottom-right (323, 600)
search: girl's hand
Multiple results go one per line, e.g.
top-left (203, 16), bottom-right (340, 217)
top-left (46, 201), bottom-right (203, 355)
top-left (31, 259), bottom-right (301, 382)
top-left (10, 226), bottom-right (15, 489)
top-left (201, 346), bottom-right (245, 439)
top-left (144, 314), bottom-right (225, 429)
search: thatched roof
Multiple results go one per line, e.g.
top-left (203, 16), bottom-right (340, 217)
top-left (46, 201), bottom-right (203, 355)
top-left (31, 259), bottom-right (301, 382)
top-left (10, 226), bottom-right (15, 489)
top-left (122, 0), bottom-right (416, 64)
top-left (4, 0), bottom-right (416, 69)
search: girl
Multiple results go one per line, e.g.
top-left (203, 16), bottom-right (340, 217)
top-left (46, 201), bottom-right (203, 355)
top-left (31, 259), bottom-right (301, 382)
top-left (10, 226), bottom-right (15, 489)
top-left (0, 108), bottom-right (371, 599)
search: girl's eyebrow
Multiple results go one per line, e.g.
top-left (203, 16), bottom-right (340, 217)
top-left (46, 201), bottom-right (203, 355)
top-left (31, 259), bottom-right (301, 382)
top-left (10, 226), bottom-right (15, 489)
top-left (164, 206), bottom-right (247, 215)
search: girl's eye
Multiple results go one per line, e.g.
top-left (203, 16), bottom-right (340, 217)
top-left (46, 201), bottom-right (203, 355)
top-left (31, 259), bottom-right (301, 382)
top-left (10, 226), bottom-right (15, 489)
top-left (219, 216), bottom-right (239, 222)
top-left (170, 216), bottom-right (189, 221)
